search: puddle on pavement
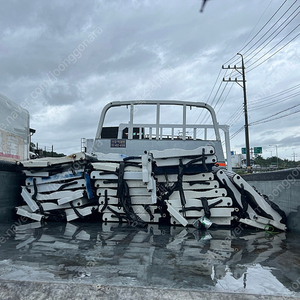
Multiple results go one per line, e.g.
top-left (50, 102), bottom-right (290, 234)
top-left (0, 221), bottom-right (300, 297)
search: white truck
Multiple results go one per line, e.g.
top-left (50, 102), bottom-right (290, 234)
top-left (231, 153), bottom-right (245, 168)
top-left (0, 94), bottom-right (30, 162)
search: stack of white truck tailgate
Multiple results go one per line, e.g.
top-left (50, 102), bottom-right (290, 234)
top-left (89, 146), bottom-right (236, 228)
top-left (16, 148), bottom-right (287, 231)
top-left (17, 153), bottom-right (99, 222)
top-left (90, 152), bottom-right (157, 227)
top-left (149, 146), bottom-right (234, 227)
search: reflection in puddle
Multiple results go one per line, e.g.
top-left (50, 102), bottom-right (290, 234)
top-left (0, 221), bottom-right (299, 297)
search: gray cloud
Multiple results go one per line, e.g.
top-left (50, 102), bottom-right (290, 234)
top-left (44, 83), bottom-right (83, 106)
top-left (0, 0), bottom-right (299, 158)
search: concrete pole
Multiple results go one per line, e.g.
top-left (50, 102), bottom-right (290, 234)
top-left (237, 53), bottom-right (251, 173)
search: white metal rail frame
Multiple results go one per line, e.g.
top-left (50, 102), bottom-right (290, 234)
top-left (94, 100), bottom-right (232, 170)
top-left (96, 100), bottom-right (220, 140)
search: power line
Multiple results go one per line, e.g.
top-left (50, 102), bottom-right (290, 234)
top-left (245, 10), bottom-right (300, 66)
top-left (249, 102), bottom-right (300, 126)
top-left (225, 84), bottom-right (300, 138)
top-left (216, 82), bottom-right (234, 115)
top-left (240, 0), bottom-right (287, 55)
top-left (225, 104), bottom-right (242, 123)
top-left (227, 106), bottom-right (244, 127)
top-left (194, 68), bottom-right (223, 124)
top-left (249, 82), bottom-right (300, 104)
top-left (207, 83), bottom-right (235, 140)
top-left (222, 1), bottom-right (300, 79)
top-left (250, 108), bottom-right (300, 125)
top-left (230, 126), bottom-right (244, 140)
top-left (227, 15), bottom-right (300, 77)
top-left (249, 90), bottom-right (300, 111)
top-left (248, 30), bottom-right (300, 72)
top-left (223, 0), bottom-right (276, 66)
top-left (243, 1), bottom-right (299, 60)
top-left (202, 80), bottom-right (230, 123)
top-left (206, 68), bottom-right (223, 104)
top-left (196, 69), bottom-right (229, 125)
top-left (218, 2), bottom-right (300, 146)
top-left (212, 3), bottom-right (296, 127)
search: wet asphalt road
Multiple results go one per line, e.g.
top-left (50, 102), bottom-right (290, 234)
top-left (0, 221), bottom-right (299, 298)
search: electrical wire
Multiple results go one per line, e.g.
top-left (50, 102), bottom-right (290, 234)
top-left (250, 108), bottom-right (300, 125)
top-left (194, 68), bottom-right (224, 125)
top-left (218, 0), bottom-right (286, 113)
top-left (230, 126), bottom-right (244, 140)
top-left (248, 30), bottom-right (300, 72)
top-left (216, 82), bottom-right (234, 115)
top-left (196, 70), bottom-right (227, 125)
top-left (202, 1), bottom-right (300, 142)
top-left (226, 108), bottom-right (243, 126)
top-left (249, 102), bottom-right (300, 126)
top-left (249, 83), bottom-right (300, 104)
top-left (200, 80), bottom-right (230, 125)
top-left (249, 91), bottom-right (300, 111)
top-left (245, 10), bottom-right (300, 65)
top-left (243, 1), bottom-right (299, 60)
top-left (240, 0), bottom-right (287, 55)
top-left (223, 1), bottom-right (300, 79)
top-left (217, 1), bottom-right (294, 121)
top-left (223, 0), bottom-right (276, 66)
top-left (206, 68), bottom-right (223, 104)
top-left (228, 108), bottom-right (244, 127)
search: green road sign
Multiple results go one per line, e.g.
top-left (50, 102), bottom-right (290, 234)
top-left (241, 147), bottom-right (246, 154)
top-left (254, 147), bottom-right (262, 154)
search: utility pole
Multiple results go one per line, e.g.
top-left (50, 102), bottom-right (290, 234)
top-left (223, 53), bottom-right (251, 173)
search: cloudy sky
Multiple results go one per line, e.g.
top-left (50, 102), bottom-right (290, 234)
top-left (0, 0), bottom-right (299, 160)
